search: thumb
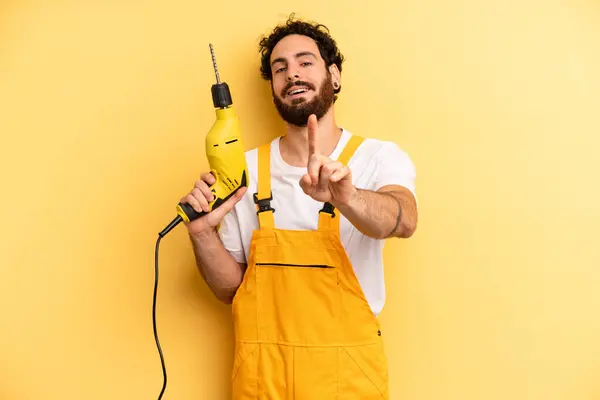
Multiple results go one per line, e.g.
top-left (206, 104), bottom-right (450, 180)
top-left (299, 174), bottom-right (314, 195)
top-left (208, 186), bottom-right (247, 224)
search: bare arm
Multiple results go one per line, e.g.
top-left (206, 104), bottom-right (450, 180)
top-left (189, 228), bottom-right (246, 304)
top-left (180, 171), bottom-right (248, 305)
top-left (299, 115), bottom-right (417, 240)
top-left (334, 184), bottom-right (418, 239)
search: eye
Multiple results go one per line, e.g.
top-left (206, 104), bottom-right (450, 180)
top-left (275, 67), bottom-right (286, 73)
top-left (301, 62), bottom-right (312, 67)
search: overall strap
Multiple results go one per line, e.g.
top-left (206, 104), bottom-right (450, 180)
top-left (254, 142), bottom-right (275, 229)
top-left (318, 134), bottom-right (365, 233)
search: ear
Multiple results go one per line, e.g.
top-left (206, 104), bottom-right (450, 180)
top-left (328, 64), bottom-right (341, 90)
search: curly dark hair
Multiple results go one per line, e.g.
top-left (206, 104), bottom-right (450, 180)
top-left (258, 13), bottom-right (345, 96)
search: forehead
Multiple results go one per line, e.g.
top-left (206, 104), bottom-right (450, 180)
top-left (270, 34), bottom-right (321, 64)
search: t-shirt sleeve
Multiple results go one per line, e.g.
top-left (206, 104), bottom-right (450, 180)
top-left (216, 207), bottom-right (247, 263)
top-left (372, 141), bottom-right (417, 198)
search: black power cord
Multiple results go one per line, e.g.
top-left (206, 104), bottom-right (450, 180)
top-left (154, 234), bottom-right (167, 399)
top-left (153, 215), bottom-right (183, 399)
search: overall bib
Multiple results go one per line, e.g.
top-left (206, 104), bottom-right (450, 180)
top-left (230, 135), bottom-right (389, 399)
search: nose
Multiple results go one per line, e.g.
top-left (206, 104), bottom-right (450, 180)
top-left (286, 70), bottom-right (299, 81)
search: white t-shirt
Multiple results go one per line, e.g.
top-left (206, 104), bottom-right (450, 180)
top-left (217, 129), bottom-right (417, 316)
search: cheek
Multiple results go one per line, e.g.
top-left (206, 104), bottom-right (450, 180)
top-left (271, 79), bottom-right (285, 95)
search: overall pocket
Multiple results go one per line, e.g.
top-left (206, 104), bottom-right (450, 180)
top-left (231, 342), bottom-right (258, 399)
top-left (338, 343), bottom-right (389, 399)
top-left (254, 247), bottom-right (341, 345)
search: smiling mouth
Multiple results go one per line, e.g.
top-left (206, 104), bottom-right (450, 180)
top-left (287, 87), bottom-right (310, 97)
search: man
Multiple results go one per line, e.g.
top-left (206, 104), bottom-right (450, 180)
top-left (180, 15), bottom-right (418, 399)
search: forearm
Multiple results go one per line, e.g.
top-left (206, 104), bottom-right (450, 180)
top-left (335, 185), bottom-right (418, 239)
top-left (189, 228), bottom-right (245, 304)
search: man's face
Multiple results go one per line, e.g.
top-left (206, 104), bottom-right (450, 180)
top-left (269, 34), bottom-right (336, 127)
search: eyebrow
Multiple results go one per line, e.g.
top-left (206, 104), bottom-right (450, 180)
top-left (271, 51), bottom-right (317, 66)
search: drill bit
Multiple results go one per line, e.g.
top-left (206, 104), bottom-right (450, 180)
top-left (209, 43), bottom-right (221, 84)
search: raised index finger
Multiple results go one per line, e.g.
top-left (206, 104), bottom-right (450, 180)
top-left (307, 114), bottom-right (319, 156)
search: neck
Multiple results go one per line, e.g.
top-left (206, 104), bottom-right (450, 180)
top-left (279, 109), bottom-right (342, 167)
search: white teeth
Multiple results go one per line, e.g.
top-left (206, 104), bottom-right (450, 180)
top-left (288, 88), bottom-right (308, 95)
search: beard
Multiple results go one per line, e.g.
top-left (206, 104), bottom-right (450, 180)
top-left (272, 72), bottom-right (335, 127)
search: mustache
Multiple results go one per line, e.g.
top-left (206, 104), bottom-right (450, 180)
top-left (281, 80), bottom-right (315, 97)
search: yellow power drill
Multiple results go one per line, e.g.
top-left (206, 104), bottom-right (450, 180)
top-left (158, 43), bottom-right (249, 238)
top-left (153, 44), bottom-right (249, 400)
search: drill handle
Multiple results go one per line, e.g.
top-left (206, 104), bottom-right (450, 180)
top-left (176, 170), bottom-right (222, 223)
top-left (177, 202), bottom-right (208, 223)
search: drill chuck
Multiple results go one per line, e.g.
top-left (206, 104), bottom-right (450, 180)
top-left (212, 82), bottom-right (232, 108)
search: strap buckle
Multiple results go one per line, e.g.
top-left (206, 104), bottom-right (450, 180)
top-left (319, 202), bottom-right (336, 217)
top-left (253, 192), bottom-right (275, 214)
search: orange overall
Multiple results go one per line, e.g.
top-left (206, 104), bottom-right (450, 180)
top-left (230, 135), bottom-right (389, 399)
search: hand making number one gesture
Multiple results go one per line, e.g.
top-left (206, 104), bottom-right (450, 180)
top-left (299, 114), bottom-right (356, 208)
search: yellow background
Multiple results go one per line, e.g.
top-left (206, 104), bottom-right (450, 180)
top-left (2, 1), bottom-right (600, 399)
